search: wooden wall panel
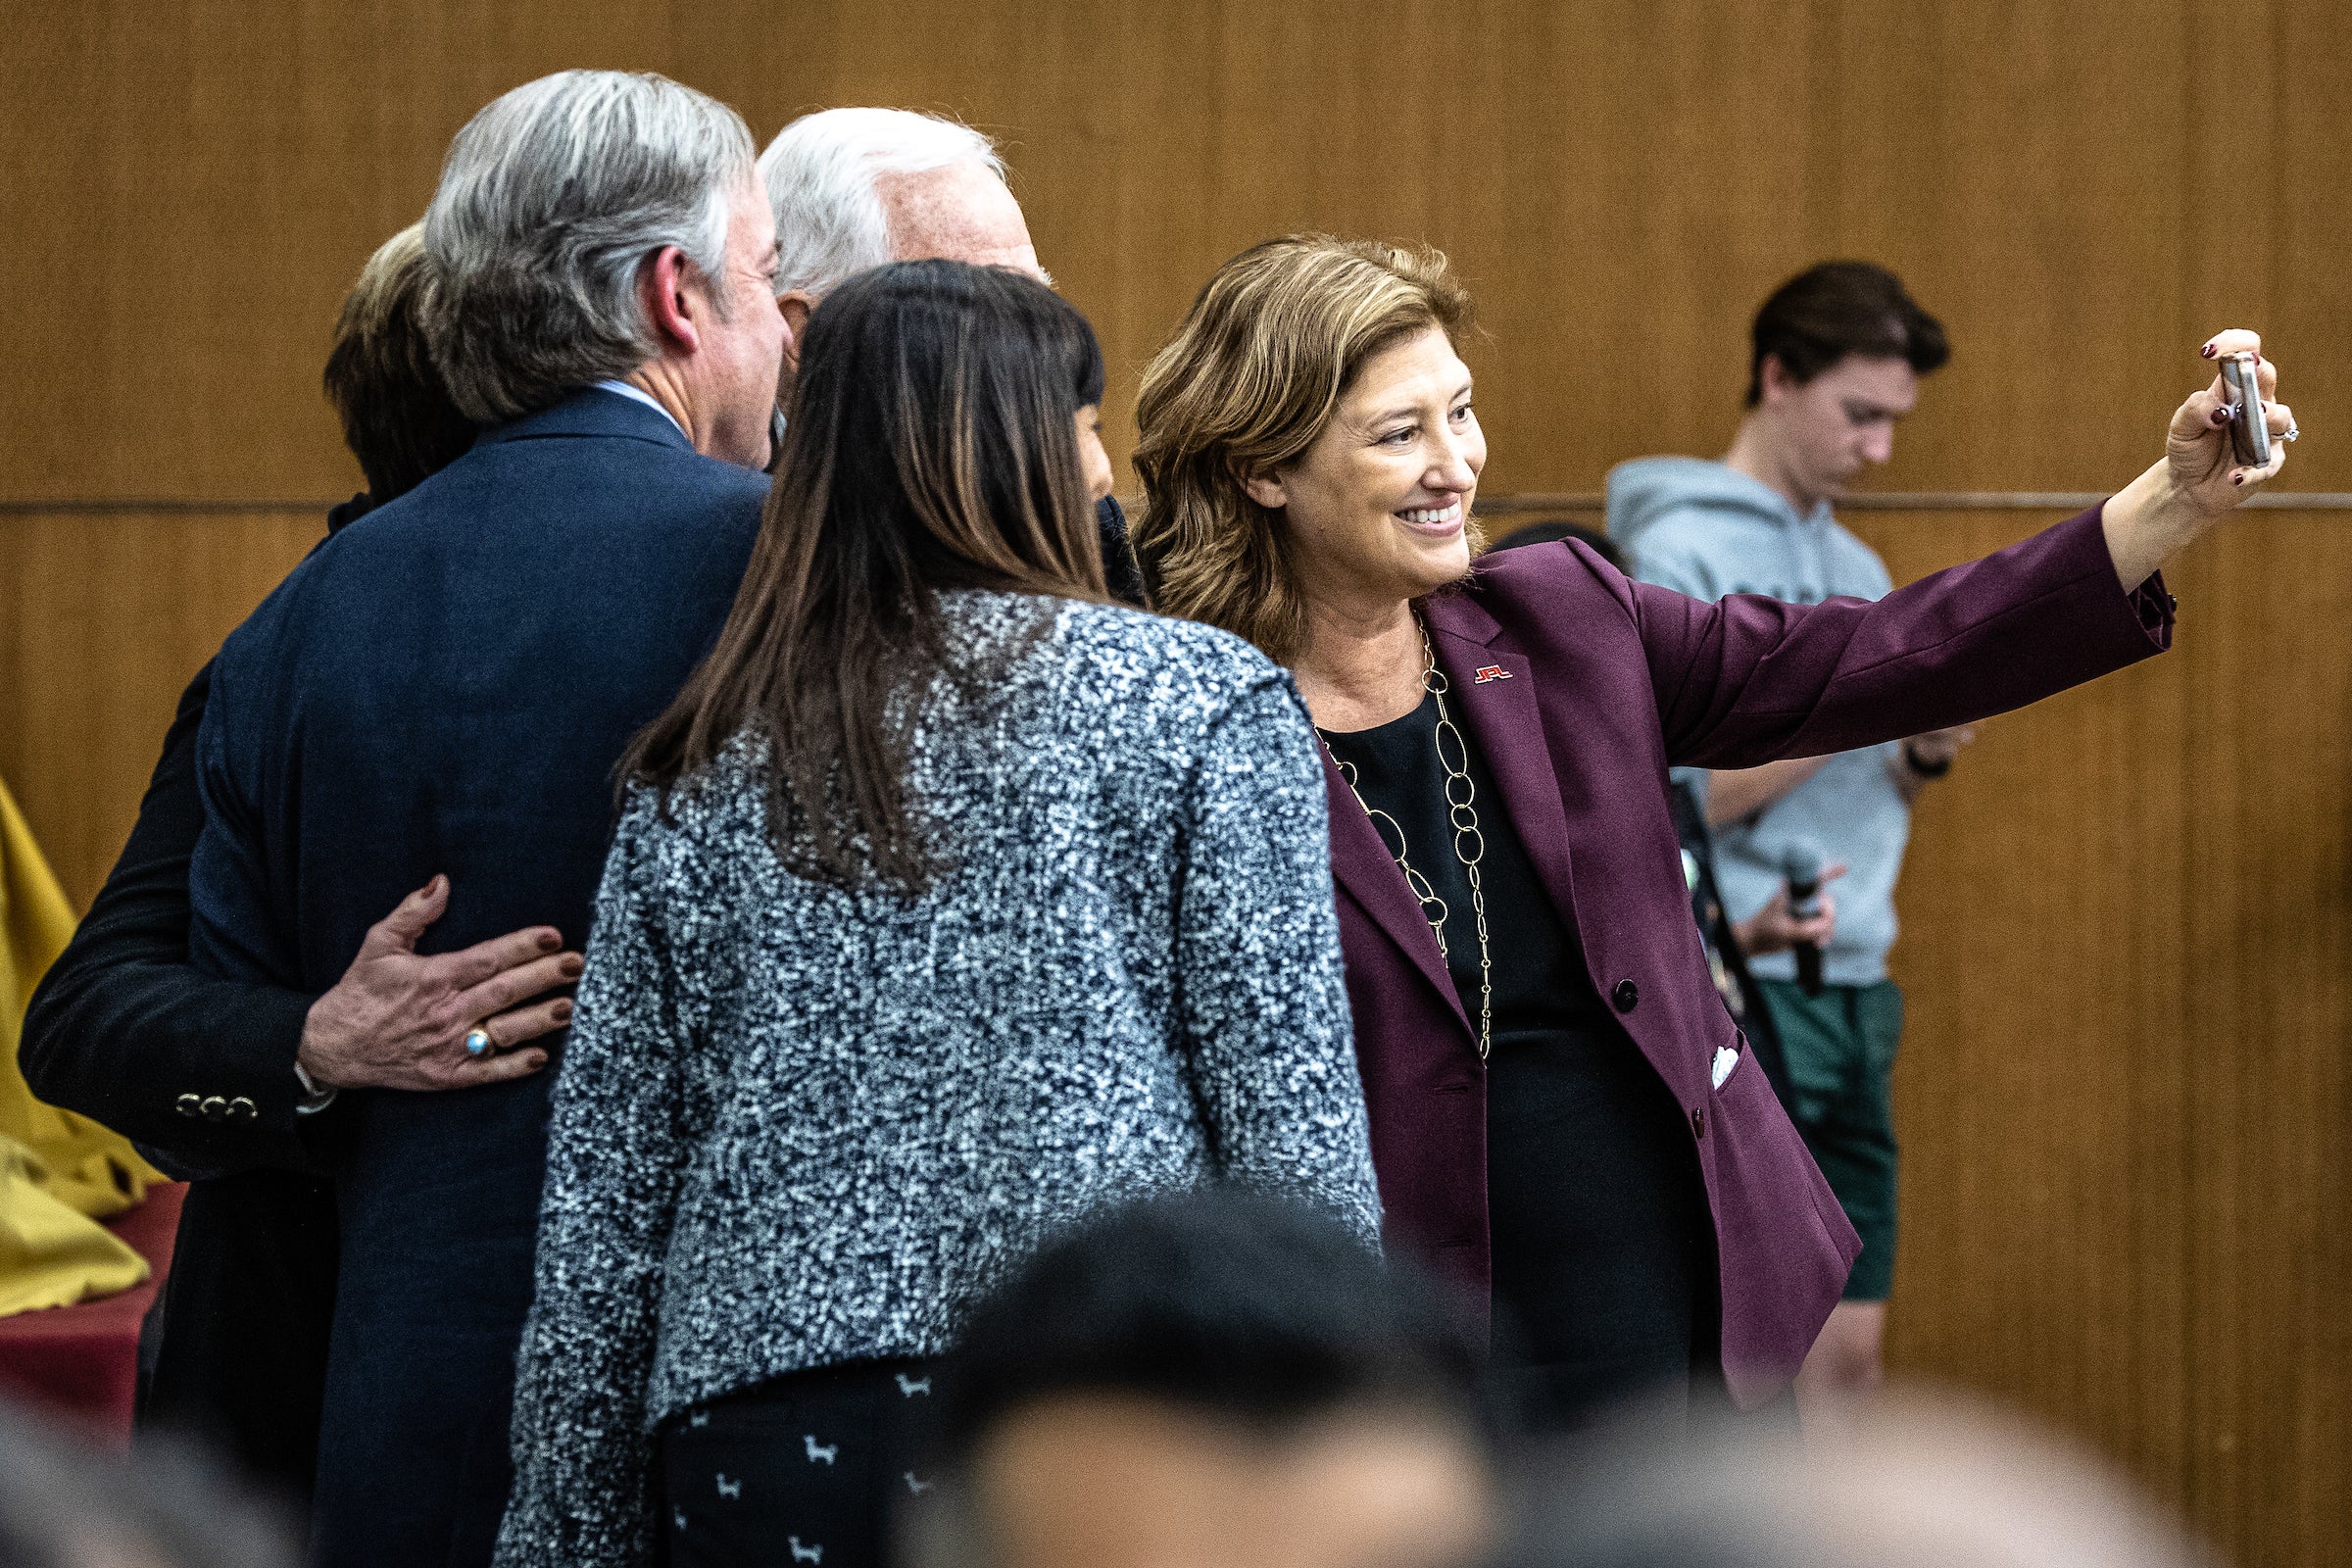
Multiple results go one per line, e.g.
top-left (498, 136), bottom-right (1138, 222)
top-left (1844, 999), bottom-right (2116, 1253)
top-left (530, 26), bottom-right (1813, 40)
top-left (2, 4), bottom-right (2348, 1562)
top-left (0, 510), bottom-right (319, 905)
top-left (0, 2), bottom-right (683, 503)
top-left (2177, 513), bottom-right (2352, 1567)
top-left (1851, 507), bottom-right (2352, 1568)
top-left (1848, 509), bottom-right (2195, 1509)
top-left (12, 0), bottom-right (2342, 505)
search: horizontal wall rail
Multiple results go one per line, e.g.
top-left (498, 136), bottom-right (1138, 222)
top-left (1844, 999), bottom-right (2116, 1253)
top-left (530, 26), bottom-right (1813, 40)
top-left (1475, 491), bottom-right (2352, 514)
top-left (6, 492), bottom-right (2349, 516)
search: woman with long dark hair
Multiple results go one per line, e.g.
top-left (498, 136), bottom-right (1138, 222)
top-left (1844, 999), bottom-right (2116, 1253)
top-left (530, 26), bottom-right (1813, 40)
top-left (493, 261), bottom-right (1380, 1568)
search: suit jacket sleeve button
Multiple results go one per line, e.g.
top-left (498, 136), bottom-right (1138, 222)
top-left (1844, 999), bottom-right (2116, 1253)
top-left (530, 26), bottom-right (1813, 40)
top-left (1612, 979), bottom-right (1640, 1012)
top-left (229, 1097), bottom-right (258, 1120)
top-left (199, 1096), bottom-right (229, 1123)
top-left (176, 1094), bottom-right (202, 1118)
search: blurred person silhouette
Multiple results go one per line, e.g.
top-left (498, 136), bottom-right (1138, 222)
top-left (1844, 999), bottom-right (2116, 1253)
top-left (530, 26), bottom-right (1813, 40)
top-left (911, 1189), bottom-right (1493, 1568)
top-left (1485, 1389), bottom-right (2212, 1568)
top-left (493, 262), bottom-right (1376, 1568)
top-left (16, 222), bottom-right (582, 1514)
top-left (0, 1396), bottom-right (299, 1568)
top-left (759, 106), bottom-right (1145, 604)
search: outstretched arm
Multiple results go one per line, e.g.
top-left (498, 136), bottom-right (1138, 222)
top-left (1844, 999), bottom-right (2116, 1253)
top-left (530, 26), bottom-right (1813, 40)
top-left (1629, 331), bottom-right (2285, 774)
top-left (2101, 328), bottom-right (2290, 588)
top-left (1704, 756), bottom-right (1834, 827)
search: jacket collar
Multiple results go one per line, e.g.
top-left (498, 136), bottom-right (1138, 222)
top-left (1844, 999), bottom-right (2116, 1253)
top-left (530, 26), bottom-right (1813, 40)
top-left (474, 385), bottom-right (698, 455)
top-left (1319, 587), bottom-right (1581, 1033)
top-left (1424, 590), bottom-right (1581, 936)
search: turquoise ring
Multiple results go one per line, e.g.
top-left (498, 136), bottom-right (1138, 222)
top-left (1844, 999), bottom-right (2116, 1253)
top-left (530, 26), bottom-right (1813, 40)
top-left (464, 1027), bottom-right (494, 1057)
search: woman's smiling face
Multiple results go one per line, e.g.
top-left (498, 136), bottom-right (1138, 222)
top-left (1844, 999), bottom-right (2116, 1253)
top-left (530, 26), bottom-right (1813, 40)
top-left (1245, 324), bottom-right (1485, 616)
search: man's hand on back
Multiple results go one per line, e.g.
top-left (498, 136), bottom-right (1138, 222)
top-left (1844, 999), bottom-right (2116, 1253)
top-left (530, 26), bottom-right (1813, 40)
top-left (297, 875), bottom-right (581, 1093)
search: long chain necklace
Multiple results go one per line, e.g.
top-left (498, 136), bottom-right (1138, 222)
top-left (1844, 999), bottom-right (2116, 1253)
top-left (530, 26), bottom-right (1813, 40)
top-left (1325, 625), bottom-right (1494, 1060)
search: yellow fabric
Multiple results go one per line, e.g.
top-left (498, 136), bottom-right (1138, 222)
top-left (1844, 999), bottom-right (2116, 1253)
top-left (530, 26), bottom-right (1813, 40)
top-left (0, 1134), bottom-right (152, 1313)
top-left (0, 775), bottom-right (163, 1314)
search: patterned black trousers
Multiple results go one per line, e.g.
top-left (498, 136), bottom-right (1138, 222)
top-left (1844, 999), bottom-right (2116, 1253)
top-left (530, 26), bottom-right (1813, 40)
top-left (661, 1357), bottom-right (941, 1568)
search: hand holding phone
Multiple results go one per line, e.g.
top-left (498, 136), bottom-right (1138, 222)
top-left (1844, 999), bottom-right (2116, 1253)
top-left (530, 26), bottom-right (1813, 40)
top-left (2220, 351), bottom-right (2272, 468)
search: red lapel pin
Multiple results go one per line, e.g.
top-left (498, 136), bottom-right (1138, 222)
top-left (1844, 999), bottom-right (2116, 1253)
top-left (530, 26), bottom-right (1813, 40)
top-left (1473, 665), bottom-right (1511, 684)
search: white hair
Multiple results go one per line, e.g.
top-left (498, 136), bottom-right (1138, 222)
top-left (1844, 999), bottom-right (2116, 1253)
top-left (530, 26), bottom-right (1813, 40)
top-left (760, 108), bottom-right (1005, 300)
top-left (423, 70), bottom-right (758, 422)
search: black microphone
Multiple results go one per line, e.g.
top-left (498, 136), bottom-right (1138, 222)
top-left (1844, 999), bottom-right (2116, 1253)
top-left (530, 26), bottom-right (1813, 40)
top-left (1782, 843), bottom-right (1826, 998)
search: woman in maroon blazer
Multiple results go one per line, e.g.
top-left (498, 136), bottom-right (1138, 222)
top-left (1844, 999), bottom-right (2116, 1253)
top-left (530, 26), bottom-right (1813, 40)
top-left (1129, 235), bottom-right (2290, 1421)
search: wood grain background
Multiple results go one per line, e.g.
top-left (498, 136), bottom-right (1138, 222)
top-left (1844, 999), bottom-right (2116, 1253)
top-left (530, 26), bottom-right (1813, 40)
top-left (2, 4), bottom-right (2344, 1560)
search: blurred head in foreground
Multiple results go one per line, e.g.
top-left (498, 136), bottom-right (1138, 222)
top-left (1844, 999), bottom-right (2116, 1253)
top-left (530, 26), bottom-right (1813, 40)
top-left (0, 1398), bottom-right (296, 1568)
top-left (1490, 1389), bottom-right (2211, 1568)
top-left (917, 1190), bottom-right (1494, 1568)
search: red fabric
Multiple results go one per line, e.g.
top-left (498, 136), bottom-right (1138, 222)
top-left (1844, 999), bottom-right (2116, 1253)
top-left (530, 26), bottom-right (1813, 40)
top-left (0, 1182), bottom-right (183, 1446)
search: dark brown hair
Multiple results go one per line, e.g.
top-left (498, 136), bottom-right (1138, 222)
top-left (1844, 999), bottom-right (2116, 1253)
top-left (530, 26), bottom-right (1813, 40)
top-left (1746, 261), bottom-right (1948, 407)
top-left (1131, 236), bottom-right (1473, 664)
top-left (622, 259), bottom-right (1108, 894)
top-left (320, 224), bottom-right (476, 500)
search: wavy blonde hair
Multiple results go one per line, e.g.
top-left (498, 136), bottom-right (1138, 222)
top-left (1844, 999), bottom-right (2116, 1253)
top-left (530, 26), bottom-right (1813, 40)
top-left (1131, 235), bottom-right (1474, 662)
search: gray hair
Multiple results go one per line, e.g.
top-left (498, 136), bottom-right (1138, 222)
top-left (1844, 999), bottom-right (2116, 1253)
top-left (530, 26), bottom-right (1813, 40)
top-left (760, 108), bottom-right (1004, 300)
top-left (423, 70), bottom-right (759, 422)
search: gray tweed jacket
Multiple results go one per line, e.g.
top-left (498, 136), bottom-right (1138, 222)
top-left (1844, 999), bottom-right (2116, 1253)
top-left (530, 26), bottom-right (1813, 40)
top-left (494, 593), bottom-right (1379, 1567)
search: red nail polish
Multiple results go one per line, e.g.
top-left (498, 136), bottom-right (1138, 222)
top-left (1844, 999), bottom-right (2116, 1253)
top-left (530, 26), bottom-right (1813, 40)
top-left (2202, 343), bottom-right (2218, 358)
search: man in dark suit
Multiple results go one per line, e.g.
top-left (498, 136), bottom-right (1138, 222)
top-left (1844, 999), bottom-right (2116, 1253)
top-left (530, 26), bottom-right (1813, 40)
top-left (182, 70), bottom-right (785, 1567)
top-left (21, 222), bottom-right (574, 1508)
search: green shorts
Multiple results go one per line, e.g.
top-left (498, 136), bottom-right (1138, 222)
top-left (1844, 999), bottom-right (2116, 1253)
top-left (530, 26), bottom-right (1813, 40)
top-left (1756, 978), bottom-right (1904, 1301)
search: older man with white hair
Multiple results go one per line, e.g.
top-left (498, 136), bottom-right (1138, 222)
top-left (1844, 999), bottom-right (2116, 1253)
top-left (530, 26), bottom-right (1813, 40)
top-left (184, 70), bottom-right (784, 1568)
top-left (757, 107), bottom-right (1145, 601)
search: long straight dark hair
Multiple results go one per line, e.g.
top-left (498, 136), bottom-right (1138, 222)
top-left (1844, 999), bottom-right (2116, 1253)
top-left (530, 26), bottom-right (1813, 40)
top-left (623, 259), bottom-right (1110, 894)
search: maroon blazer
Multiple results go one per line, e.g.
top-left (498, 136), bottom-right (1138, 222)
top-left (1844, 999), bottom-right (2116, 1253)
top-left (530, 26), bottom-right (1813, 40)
top-left (1328, 506), bottom-right (2171, 1406)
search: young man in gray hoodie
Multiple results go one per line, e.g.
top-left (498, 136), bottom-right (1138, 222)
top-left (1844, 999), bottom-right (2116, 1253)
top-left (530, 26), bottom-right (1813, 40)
top-left (1613, 262), bottom-right (1965, 1421)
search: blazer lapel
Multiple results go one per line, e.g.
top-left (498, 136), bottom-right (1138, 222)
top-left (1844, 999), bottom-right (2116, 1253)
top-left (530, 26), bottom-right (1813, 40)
top-left (1318, 747), bottom-right (1471, 1032)
top-left (1424, 596), bottom-right (1581, 935)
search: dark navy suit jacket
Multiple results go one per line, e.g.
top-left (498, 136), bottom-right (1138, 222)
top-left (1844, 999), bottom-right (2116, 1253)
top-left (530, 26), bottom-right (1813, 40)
top-left (189, 389), bottom-right (767, 1567)
top-left (1330, 509), bottom-right (2172, 1407)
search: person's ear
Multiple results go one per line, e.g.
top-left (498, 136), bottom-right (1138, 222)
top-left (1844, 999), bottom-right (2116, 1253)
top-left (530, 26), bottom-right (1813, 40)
top-left (1758, 352), bottom-right (1799, 405)
top-left (1232, 457), bottom-right (1287, 512)
top-left (637, 246), bottom-right (704, 356)
top-left (776, 292), bottom-right (815, 377)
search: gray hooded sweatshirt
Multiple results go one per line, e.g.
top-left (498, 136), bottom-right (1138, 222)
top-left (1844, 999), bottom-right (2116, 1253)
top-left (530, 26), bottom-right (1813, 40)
top-left (1610, 456), bottom-right (1908, 987)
